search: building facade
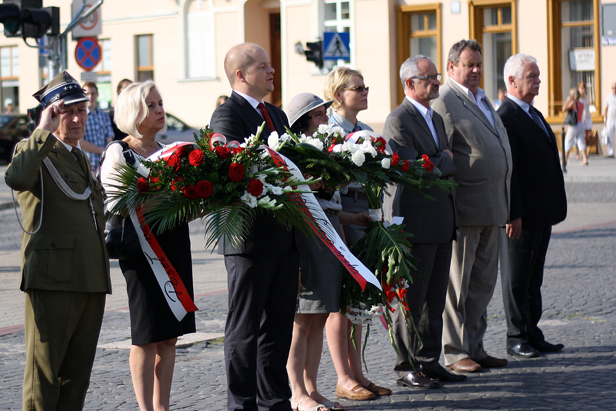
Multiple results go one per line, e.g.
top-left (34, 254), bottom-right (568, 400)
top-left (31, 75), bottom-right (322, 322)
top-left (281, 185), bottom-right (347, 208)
top-left (1, 0), bottom-right (615, 133)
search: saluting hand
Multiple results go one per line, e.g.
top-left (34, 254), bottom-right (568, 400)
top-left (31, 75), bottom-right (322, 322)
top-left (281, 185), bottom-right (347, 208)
top-left (37, 100), bottom-right (64, 133)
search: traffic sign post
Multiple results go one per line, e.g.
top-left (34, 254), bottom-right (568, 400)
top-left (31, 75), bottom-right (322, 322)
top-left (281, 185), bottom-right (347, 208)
top-left (74, 36), bottom-right (101, 71)
top-left (71, 0), bottom-right (101, 40)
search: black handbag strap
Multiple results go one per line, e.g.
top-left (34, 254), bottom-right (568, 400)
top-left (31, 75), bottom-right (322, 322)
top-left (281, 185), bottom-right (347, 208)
top-left (97, 140), bottom-right (137, 182)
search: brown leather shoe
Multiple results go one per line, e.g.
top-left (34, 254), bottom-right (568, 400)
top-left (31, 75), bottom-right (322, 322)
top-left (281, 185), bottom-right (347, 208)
top-left (476, 355), bottom-right (508, 368)
top-left (335, 384), bottom-right (376, 401)
top-left (362, 382), bottom-right (392, 396)
top-left (447, 358), bottom-right (481, 373)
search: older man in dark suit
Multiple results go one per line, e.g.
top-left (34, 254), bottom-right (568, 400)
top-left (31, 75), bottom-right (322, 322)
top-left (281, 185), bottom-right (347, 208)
top-left (497, 54), bottom-right (567, 358)
top-left (5, 71), bottom-right (111, 410)
top-left (431, 39), bottom-right (512, 373)
top-left (383, 55), bottom-right (463, 389)
top-left (209, 43), bottom-right (298, 411)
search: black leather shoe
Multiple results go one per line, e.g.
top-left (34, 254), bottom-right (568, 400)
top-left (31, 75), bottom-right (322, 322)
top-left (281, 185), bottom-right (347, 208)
top-left (507, 343), bottom-right (540, 358)
top-left (530, 340), bottom-right (564, 352)
top-left (397, 372), bottom-right (440, 389)
top-left (422, 362), bottom-right (467, 382)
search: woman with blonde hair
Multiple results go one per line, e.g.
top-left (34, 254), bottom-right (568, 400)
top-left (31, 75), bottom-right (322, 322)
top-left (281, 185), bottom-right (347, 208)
top-left (322, 67), bottom-right (392, 402)
top-left (563, 87), bottom-right (587, 165)
top-left (100, 80), bottom-right (196, 411)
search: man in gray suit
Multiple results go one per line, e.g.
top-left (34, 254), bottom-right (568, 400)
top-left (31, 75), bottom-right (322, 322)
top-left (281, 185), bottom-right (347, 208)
top-left (384, 55), bottom-right (464, 388)
top-left (431, 39), bottom-right (512, 373)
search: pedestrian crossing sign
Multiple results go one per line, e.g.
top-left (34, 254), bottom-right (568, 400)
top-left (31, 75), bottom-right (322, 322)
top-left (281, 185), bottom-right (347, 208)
top-left (323, 32), bottom-right (350, 61)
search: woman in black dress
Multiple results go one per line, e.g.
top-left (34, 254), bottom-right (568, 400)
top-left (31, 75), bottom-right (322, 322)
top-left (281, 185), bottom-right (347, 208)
top-left (100, 80), bottom-right (195, 411)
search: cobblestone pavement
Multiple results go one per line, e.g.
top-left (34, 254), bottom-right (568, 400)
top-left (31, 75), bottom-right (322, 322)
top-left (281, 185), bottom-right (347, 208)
top-left (1, 160), bottom-right (615, 410)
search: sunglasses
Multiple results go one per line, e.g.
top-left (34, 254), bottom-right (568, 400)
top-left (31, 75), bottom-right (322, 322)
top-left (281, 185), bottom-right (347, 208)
top-left (342, 85), bottom-right (370, 93)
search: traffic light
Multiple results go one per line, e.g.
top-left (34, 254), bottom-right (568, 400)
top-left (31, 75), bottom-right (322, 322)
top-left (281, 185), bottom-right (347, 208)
top-left (22, 6), bottom-right (59, 38)
top-left (0, 0), bottom-right (60, 39)
top-left (304, 41), bottom-right (323, 68)
top-left (0, 2), bottom-right (21, 36)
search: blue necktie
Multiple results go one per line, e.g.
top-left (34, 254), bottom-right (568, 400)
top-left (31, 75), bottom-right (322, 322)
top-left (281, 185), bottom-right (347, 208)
top-left (529, 106), bottom-right (550, 138)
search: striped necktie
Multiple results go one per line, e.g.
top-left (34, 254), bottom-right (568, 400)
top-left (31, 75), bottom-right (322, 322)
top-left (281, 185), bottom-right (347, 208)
top-left (529, 106), bottom-right (550, 138)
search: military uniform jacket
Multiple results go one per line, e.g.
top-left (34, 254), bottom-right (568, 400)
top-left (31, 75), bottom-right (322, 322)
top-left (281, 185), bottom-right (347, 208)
top-left (5, 129), bottom-right (111, 293)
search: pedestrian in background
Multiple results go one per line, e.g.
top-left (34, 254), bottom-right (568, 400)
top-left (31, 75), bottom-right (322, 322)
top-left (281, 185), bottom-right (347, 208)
top-left (563, 88), bottom-right (587, 166)
top-left (81, 81), bottom-right (114, 170)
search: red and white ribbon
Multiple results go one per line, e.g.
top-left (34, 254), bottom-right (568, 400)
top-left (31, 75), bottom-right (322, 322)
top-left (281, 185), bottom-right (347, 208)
top-left (130, 206), bottom-right (198, 321)
top-left (209, 132), bottom-right (240, 150)
top-left (264, 146), bottom-right (381, 292)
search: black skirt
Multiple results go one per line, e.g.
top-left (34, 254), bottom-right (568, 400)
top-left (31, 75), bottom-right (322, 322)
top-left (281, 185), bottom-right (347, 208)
top-left (119, 222), bottom-right (196, 345)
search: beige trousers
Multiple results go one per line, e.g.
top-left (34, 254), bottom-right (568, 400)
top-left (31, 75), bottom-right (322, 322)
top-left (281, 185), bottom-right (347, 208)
top-left (442, 225), bottom-right (500, 365)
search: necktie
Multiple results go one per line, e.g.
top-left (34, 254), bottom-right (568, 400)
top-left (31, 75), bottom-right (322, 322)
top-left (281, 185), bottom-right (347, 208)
top-left (72, 147), bottom-right (90, 176)
top-left (529, 106), bottom-right (550, 138)
top-left (426, 110), bottom-right (439, 146)
top-left (257, 102), bottom-right (276, 133)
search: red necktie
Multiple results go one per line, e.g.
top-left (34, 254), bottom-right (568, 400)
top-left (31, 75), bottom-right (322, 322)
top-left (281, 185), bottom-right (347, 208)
top-left (257, 102), bottom-right (276, 132)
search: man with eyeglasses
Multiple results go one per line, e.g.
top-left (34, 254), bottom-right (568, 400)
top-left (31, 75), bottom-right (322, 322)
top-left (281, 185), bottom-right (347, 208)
top-left (383, 55), bottom-right (462, 388)
top-left (431, 39), bottom-right (512, 373)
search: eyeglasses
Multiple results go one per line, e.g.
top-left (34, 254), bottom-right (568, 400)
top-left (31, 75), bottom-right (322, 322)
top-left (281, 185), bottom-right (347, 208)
top-left (410, 74), bottom-right (442, 82)
top-left (342, 85), bottom-right (370, 93)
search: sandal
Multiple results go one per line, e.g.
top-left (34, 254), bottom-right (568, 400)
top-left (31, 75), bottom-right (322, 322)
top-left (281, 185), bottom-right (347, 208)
top-left (322, 400), bottom-right (344, 410)
top-left (291, 401), bottom-right (330, 411)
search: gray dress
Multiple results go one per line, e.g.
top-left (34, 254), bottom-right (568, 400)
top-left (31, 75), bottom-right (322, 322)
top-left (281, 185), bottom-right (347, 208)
top-left (296, 193), bottom-right (345, 313)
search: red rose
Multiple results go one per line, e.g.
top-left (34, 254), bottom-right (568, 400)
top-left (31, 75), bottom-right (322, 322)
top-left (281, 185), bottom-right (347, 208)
top-left (328, 144), bottom-right (336, 153)
top-left (247, 178), bottom-right (264, 197)
top-left (374, 137), bottom-right (387, 153)
top-left (137, 177), bottom-right (150, 193)
top-left (215, 146), bottom-right (233, 159)
top-left (189, 149), bottom-right (205, 166)
top-left (171, 177), bottom-right (183, 192)
top-left (175, 145), bottom-right (188, 157)
top-left (228, 163), bottom-right (245, 182)
top-left (232, 147), bottom-right (244, 155)
top-left (421, 154), bottom-right (434, 172)
top-left (391, 152), bottom-right (399, 166)
top-left (167, 153), bottom-right (181, 171)
top-left (401, 159), bottom-right (410, 172)
top-left (183, 185), bottom-right (199, 199)
top-left (196, 180), bottom-right (214, 198)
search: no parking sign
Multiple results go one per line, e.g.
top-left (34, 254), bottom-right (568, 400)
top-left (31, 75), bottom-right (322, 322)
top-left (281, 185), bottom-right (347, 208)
top-left (75, 37), bottom-right (101, 72)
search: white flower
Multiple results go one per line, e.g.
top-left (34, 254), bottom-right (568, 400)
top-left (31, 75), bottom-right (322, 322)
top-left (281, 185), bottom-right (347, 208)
top-left (267, 131), bottom-right (280, 150)
top-left (351, 150), bottom-right (366, 167)
top-left (258, 196), bottom-right (276, 208)
top-left (249, 165), bottom-right (259, 175)
top-left (360, 140), bottom-right (377, 157)
top-left (241, 192), bottom-right (258, 208)
top-left (341, 141), bottom-right (358, 154)
top-left (317, 124), bottom-right (331, 134)
top-left (256, 174), bottom-right (267, 184)
top-left (331, 126), bottom-right (346, 135)
top-left (280, 133), bottom-right (290, 142)
top-left (306, 137), bottom-right (323, 151)
top-left (381, 158), bottom-right (391, 169)
top-left (265, 183), bottom-right (283, 195)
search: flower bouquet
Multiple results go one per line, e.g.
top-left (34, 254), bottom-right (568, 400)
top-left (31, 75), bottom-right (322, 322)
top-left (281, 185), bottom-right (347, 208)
top-left (107, 125), bottom-right (320, 250)
top-left (269, 124), bottom-right (455, 366)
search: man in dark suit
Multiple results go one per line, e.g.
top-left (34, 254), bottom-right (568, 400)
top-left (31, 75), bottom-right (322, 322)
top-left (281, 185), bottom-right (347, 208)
top-left (209, 43), bottom-right (298, 411)
top-left (431, 39), bottom-right (512, 373)
top-left (5, 71), bottom-right (111, 410)
top-left (383, 55), bottom-right (464, 388)
top-left (497, 54), bottom-right (567, 358)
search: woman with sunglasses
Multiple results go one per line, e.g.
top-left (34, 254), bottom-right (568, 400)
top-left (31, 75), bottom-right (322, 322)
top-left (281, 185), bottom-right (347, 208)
top-left (322, 67), bottom-right (392, 402)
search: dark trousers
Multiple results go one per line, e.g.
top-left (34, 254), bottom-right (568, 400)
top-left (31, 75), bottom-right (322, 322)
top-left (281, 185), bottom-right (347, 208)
top-left (502, 224), bottom-right (552, 348)
top-left (23, 289), bottom-right (106, 411)
top-left (392, 242), bottom-right (452, 377)
top-left (224, 252), bottom-right (299, 411)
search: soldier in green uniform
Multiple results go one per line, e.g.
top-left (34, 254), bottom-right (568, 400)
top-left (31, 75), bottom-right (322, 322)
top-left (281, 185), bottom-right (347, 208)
top-left (5, 71), bottom-right (111, 411)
